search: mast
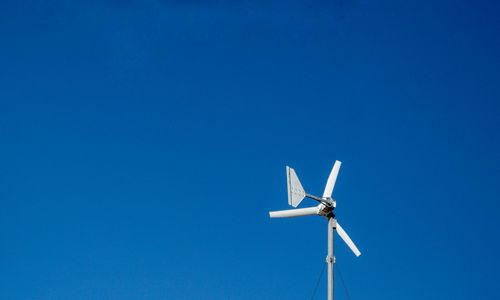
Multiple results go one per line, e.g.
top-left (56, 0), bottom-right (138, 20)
top-left (327, 217), bottom-right (335, 300)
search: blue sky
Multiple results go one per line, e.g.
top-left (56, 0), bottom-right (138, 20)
top-left (1, 0), bottom-right (499, 299)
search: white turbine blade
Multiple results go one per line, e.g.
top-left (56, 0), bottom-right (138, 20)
top-left (269, 205), bottom-right (320, 218)
top-left (335, 222), bottom-right (361, 257)
top-left (322, 160), bottom-right (342, 199)
top-left (287, 166), bottom-right (306, 207)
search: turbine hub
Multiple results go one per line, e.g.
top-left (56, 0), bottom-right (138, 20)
top-left (318, 203), bottom-right (334, 217)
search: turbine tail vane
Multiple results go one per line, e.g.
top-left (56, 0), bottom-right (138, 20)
top-left (287, 166), bottom-right (306, 207)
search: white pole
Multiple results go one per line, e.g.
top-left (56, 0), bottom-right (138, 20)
top-left (327, 217), bottom-right (335, 300)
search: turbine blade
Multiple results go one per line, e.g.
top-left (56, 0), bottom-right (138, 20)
top-left (269, 205), bottom-right (320, 218)
top-left (336, 222), bottom-right (361, 257)
top-left (322, 160), bottom-right (341, 199)
top-left (287, 166), bottom-right (306, 207)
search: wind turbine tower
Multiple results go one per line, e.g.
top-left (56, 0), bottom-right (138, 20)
top-left (269, 161), bottom-right (361, 300)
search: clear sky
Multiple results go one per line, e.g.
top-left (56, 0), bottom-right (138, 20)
top-left (1, 1), bottom-right (499, 299)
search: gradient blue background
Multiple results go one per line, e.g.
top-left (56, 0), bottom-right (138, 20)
top-left (1, 1), bottom-right (499, 299)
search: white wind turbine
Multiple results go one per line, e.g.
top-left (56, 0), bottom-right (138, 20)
top-left (269, 161), bottom-right (361, 300)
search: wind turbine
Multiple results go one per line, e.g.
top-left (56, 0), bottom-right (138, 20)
top-left (269, 161), bottom-right (361, 300)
